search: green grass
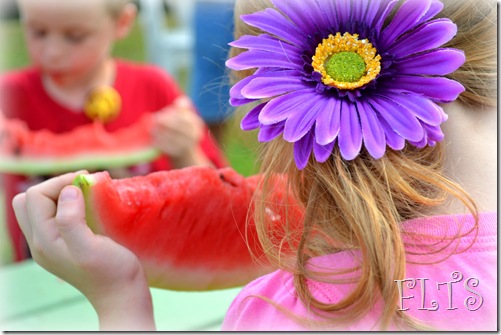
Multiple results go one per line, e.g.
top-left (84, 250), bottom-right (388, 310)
top-left (0, 19), bottom-right (29, 71)
top-left (220, 116), bottom-right (260, 177)
top-left (0, 18), bottom-right (259, 264)
top-left (113, 21), bottom-right (148, 63)
top-left (0, 191), bottom-right (13, 265)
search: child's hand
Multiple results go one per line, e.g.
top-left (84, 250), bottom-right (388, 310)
top-left (151, 96), bottom-right (212, 168)
top-left (12, 172), bottom-right (155, 330)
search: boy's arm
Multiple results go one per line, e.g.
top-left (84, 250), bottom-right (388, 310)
top-left (152, 96), bottom-right (222, 169)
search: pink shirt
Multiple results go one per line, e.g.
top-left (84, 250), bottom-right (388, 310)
top-left (222, 212), bottom-right (497, 331)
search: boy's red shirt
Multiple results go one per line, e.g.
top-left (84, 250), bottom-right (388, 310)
top-left (0, 59), bottom-right (227, 260)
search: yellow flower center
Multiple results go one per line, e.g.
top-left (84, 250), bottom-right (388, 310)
top-left (312, 32), bottom-right (381, 90)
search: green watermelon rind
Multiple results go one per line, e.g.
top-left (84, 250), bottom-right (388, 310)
top-left (72, 173), bottom-right (97, 190)
top-left (73, 173), bottom-right (99, 234)
top-left (0, 147), bottom-right (161, 176)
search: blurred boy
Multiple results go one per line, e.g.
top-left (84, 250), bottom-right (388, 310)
top-left (0, 0), bottom-right (227, 261)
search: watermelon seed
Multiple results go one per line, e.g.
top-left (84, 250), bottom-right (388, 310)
top-left (219, 173), bottom-right (238, 187)
top-left (13, 144), bottom-right (21, 157)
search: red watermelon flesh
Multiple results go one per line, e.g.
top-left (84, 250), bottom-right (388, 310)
top-left (74, 166), bottom-right (304, 290)
top-left (0, 112), bottom-right (160, 175)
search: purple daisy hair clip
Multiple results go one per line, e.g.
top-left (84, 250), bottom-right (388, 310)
top-left (226, 0), bottom-right (466, 169)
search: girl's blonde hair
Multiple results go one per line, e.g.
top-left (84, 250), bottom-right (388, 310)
top-left (231, 0), bottom-right (496, 330)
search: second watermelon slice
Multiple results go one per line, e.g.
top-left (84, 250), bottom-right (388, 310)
top-left (0, 112), bottom-right (160, 175)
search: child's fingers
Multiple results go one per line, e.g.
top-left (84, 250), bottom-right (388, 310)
top-left (25, 171), bottom-right (86, 245)
top-left (12, 192), bottom-right (33, 243)
top-left (25, 171), bottom-right (85, 219)
top-left (172, 95), bottom-right (194, 110)
top-left (154, 111), bottom-right (202, 138)
top-left (155, 100), bottom-right (198, 128)
top-left (55, 186), bottom-right (96, 259)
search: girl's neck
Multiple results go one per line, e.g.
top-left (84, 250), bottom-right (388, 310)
top-left (434, 101), bottom-right (497, 215)
top-left (42, 58), bottom-right (116, 112)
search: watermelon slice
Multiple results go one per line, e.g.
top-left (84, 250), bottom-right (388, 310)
top-left (0, 112), bottom-right (160, 175)
top-left (73, 166), bottom-right (304, 290)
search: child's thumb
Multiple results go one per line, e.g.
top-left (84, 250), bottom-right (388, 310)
top-left (55, 186), bottom-right (93, 253)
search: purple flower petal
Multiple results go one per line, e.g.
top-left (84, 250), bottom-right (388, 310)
top-left (385, 19), bottom-right (458, 58)
top-left (383, 75), bottom-right (465, 103)
top-left (351, 0), bottom-right (368, 24)
top-left (362, 0), bottom-right (380, 26)
top-left (240, 9), bottom-right (306, 47)
top-left (313, 140), bottom-right (335, 163)
top-left (229, 75), bottom-right (257, 106)
top-left (229, 34), bottom-right (301, 54)
top-left (230, 97), bottom-right (255, 107)
top-left (378, 116), bottom-right (406, 151)
top-left (408, 134), bottom-right (428, 149)
top-left (363, 0), bottom-right (385, 28)
top-left (315, 97), bottom-right (341, 145)
top-left (316, 0), bottom-right (341, 31)
top-left (338, 102), bottom-right (363, 160)
top-left (423, 122), bottom-right (444, 143)
top-left (334, 0), bottom-right (351, 30)
top-left (323, 0), bottom-right (339, 28)
top-left (259, 89), bottom-right (316, 125)
top-left (229, 69), bottom-right (301, 106)
top-left (380, 0), bottom-right (435, 49)
top-left (373, 0), bottom-right (398, 34)
top-left (241, 75), bottom-right (308, 99)
top-left (271, 0), bottom-right (329, 35)
top-left (392, 49), bottom-right (465, 76)
top-left (241, 102), bottom-right (266, 131)
top-left (383, 92), bottom-right (447, 126)
top-left (283, 94), bottom-right (324, 142)
top-left (258, 122), bottom-right (285, 142)
top-left (408, 120), bottom-right (444, 148)
top-left (357, 100), bottom-right (386, 159)
top-left (423, 124), bottom-right (444, 145)
top-left (421, 0), bottom-right (445, 22)
top-left (368, 96), bottom-right (424, 142)
top-left (294, 131), bottom-right (314, 170)
top-left (225, 49), bottom-right (303, 71)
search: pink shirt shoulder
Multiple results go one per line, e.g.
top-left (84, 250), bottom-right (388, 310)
top-left (222, 212), bottom-right (497, 331)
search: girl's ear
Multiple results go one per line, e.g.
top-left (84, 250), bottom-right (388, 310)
top-left (114, 3), bottom-right (137, 39)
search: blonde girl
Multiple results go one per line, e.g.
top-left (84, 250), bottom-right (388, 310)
top-left (222, 0), bottom-right (496, 330)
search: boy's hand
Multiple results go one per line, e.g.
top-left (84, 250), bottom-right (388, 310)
top-left (151, 96), bottom-right (211, 168)
top-left (12, 172), bottom-right (155, 330)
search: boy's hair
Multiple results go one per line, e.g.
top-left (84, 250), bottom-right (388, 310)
top-left (231, 0), bottom-right (496, 330)
top-left (104, 0), bottom-right (131, 18)
top-left (17, 0), bottom-right (132, 19)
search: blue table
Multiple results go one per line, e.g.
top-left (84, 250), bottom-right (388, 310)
top-left (1, 260), bottom-right (242, 331)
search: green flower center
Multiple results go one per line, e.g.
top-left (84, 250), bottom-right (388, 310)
top-left (312, 32), bottom-right (381, 90)
top-left (325, 52), bottom-right (366, 83)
